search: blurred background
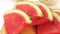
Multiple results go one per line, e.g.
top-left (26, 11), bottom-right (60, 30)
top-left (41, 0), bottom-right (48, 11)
top-left (0, 0), bottom-right (16, 31)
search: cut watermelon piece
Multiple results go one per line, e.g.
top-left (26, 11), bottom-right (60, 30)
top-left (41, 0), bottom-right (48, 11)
top-left (16, 2), bottom-right (43, 21)
top-left (37, 2), bottom-right (53, 21)
top-left (37, 12), bottom-right (60, 34)
top-left (30, 2), bottom-right (53, 26)
top-left (4, 9), bottom-right (32, 34)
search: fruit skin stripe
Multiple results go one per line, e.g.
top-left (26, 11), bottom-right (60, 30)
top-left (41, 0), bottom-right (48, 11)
top-left (52, 10), bottom-right (60, 15)
top-left (52, 12), bottom-right (60, 22)
top-left (16, 2), bottom-right (44, 17)
top-left (3, 9), bottom-right (32, 24)
top-left (35, 2), bottom-right (53, 21)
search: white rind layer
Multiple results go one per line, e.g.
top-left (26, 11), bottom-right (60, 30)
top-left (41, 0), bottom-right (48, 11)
top-left (3, 9), bottom-right (32, 24)
top-left (16, 2), bottom-right (43, 17)
top-left (36, 2), bottom-right (53, 21)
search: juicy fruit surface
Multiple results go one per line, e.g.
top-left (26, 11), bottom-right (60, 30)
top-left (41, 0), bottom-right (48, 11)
top-left (37, 20), bottom-right (60, 34)
top-left (31, 17), bottom-right (50, 26)
top-left (3, 1), bottom-right (60, 34)
top-left (4, 13), bottom-right (27, 34)
top-left (37, 12), bottom-right (60, 34)
top-left (19, 26), bottom-right (36, 34)
top-left (30, 2), bottom-right (53, 26)
top-left (16, 4), bottom-right (37, 20)
top-left (4, 9), bottom-right (32, 34)
top-left (16, 2), bottom-right (43, 21)
top-left (3, 10), bottom-right (32, 23)
top-left (36, 3), bottom-right (53, 22)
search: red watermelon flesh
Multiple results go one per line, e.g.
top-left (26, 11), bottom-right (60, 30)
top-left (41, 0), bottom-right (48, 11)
top-left (37, 16), bottom-right (60, 34)
top-left (38, 5), bottom-right (48, 18)
top-left (4, 13), bottom-right (28, 34)
top-left (16, 3), bottom-right (43, 21)
top-left (30, 17), bottom-right (50, 26)
top-left (30, 3), bottom-right (53, 26)
top-left (38, 5), bottom-right (51, 22)
top-left (37, 3), bottom-right (53, 21)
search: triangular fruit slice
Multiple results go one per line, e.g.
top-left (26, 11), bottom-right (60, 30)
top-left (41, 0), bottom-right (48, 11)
top-left (16, 2), bottom-right (43, 21)
top-left (30, 2), bottom-right (53, 26)
top-left (52, 12), bottom-right (60, 25)
top-left (19, 26), bottom-right (36, 34)
top-left (4, 9), bottom-right (32, 34)
top-left (36, 2), bottom-right (53, 22)
top-left (37, 12), bottom-right (60, 34)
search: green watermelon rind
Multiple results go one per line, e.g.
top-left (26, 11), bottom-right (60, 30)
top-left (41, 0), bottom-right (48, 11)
top-left (3, 9), bottom-right (32, 24)
top-left (52, 12), bottom-right (60, 22)
top-left (16, 2), bottom-right (44, 17)
top-left (35, 2), bottom-right (53, 21)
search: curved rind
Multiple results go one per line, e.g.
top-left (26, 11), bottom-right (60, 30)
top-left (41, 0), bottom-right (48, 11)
top-left (52, 12), bottom-right (60, 22)
top-left (3, 9), bottom-right (32, 24)
top-left (36, 2), bottom-right (53, 21)
top-left (53, 10), bottom-right (60, 15)
top-left (16, 2), bottom-right (43, 17)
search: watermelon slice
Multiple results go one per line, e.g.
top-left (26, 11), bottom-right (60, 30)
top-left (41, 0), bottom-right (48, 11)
top-left (16, 2), bottom-right (43, 21)
top-left (4, 9), bottom-right (32, 34)
top-left (37, 2), bottom-right (53, 21)
top-left (30, 2), bottom-right (53, 26)
top-left (19, 26), bottom-right (36, 34)
top-left (37, 12), bottom-right (60, 34)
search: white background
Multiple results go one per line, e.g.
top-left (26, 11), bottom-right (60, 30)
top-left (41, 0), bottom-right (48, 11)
top-left (0, 0), bottom-right (16, 30)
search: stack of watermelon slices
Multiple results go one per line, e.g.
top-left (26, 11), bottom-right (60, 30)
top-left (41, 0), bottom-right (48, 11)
top-left (3, 2), bottom-right (60, 34)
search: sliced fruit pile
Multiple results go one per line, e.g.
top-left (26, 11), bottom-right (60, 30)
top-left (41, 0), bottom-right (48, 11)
top-left (3, 1), bottom-right (60, 34)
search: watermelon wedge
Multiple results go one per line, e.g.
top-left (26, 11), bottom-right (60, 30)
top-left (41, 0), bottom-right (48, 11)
top-left (37, 12), bottom-right (60, 34)
top-left (4, 9), bottom-right (32, 34)
top-left (37, 2), bottom-right (53, 21)
top-left (16, 2), bottom-right (43, 21)
top-left (30, 2), bottom-right (53, 26)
